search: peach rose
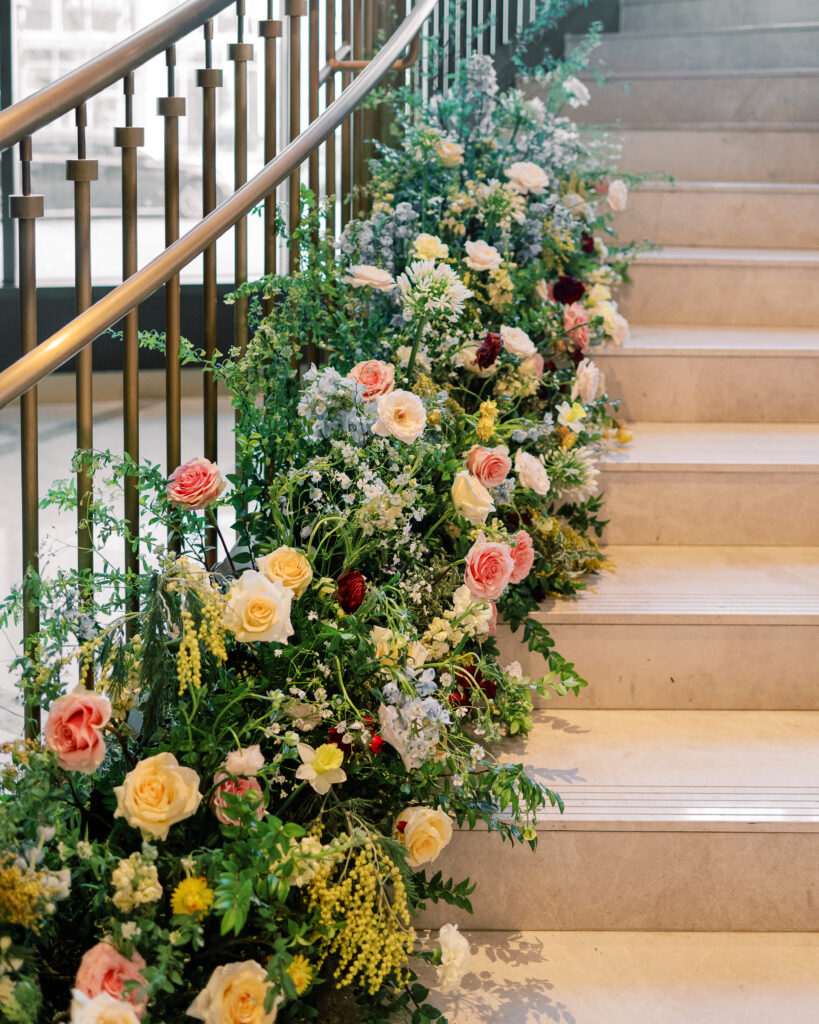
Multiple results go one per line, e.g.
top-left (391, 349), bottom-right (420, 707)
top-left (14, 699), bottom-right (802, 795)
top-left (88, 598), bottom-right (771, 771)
top-left (166, 457), bottom-right (225, 510)
top-left (75, 943), bottom-right (147, 1018)
top-left (114, 752), bottom-right (202, 841)
top-left (563, 303), bottom-right (590, 352)
top-left (394, 806), bottom-right (453, 867)
top-left (44, 689), bottom-right (111, 774)
top-left (465, 445), bottom-right (512, 488)
top-left (509, 531), bottom-right (535, 584)
top-left (257, 547), bottom-right (313, 599)
top-left (70, 992), bottom-right (141, 1024)
top-left (222, 570), bottom-right (294, 644)
top-left (464, 534), bottom-right (515, 602)
top-left (210, 774), bottom-right (265, 826)
top-left (340, 264), bottom-right (395, 291)
top-left (188, 960), bottom-right (278, 1024)
top-left (349, 359), bottom-right (395, 402)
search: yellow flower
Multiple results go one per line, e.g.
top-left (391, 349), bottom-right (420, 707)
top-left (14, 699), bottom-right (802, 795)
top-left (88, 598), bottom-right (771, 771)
top-left (476, 399), bottom-right (497, 442)
top-left (412, 233), bottom-right (449, 261)
top-left (313, 744), bottom-right (343, 775)
top-left (286, 954), bottom-right (313, 995)
top-left (113, 752), bottom-right (202, 841)
top-left (171, 876), bottom-right (214, 919)
top-left (257, 546), bottom-right (313, 599)
top-left (296, 743), bottom-right (346, 794)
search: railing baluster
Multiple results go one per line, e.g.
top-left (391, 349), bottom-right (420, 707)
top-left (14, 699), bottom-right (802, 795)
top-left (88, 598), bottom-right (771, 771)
top-left (115, 75), bottom-right (144, 631)
top-left (287, 0), bottom-right (306, 273)
top-left (308, 0), bottom-right (320, 202)
top-left (324, 0), bottom-right (337, 237)
top-left (159, 46), bottom-right (186, 520)
top-left (352, 0), bottom-right (365, 217)
top-left (198, 21), bottom-right (223, 569)
top-left (260, 3), bottom-right (282, 314)
top-left (340, 0), bottom-right (352, 227)
top-left (10, 137), bottom-right (43, 738)
top-left (229, 1), bottom-right (254, 358)
top-left (68, 102), bottom-right (98, 637)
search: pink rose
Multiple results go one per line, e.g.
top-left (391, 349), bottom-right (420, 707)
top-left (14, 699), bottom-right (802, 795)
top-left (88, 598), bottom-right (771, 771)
top-left (75, 942), bottom-right (148, 1018)
top-left (349, 359), bottom-right (395, 402)
top-left (210, 773), bottom-right (265, 826)
top-left (563, 303), bottom-right (590, 353)
top-left (465, 445), bottom-right (512, 489)
top-left (166, 457), bottom-right (225, 510)
top-left (44, 689), bottom-right (111, 774)
top-left (464, 535), bottom-right (515, 602)
top-left (509, 531), bottom-right (535, 584)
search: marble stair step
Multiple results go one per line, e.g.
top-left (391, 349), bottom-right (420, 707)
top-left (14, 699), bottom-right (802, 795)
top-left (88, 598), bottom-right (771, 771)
top-left (617, 247), bottom-right (819, 327)
top-left (593, 326), bottom-right (819, 422)
top-left (567, 23), bottom-right (819, 73)
top-left (613, 181), bottom-right (819, 249)
top-left (417, 710), bottom-right (819, 931)
top-left (496, 545), bottom-right (819, 709)
top-left (621, 0), bottom-right (819, 32)
top-left (596, 422), bottom-right (819, 545)
top-left (422, 931), bottom-right (819, 1024)
top-left (613, 127), bottom-right (819, 182)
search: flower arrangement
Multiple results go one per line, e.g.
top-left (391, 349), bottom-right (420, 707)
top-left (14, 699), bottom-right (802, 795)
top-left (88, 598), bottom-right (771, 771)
top-left (0, 44), bottom-right (641, 1024)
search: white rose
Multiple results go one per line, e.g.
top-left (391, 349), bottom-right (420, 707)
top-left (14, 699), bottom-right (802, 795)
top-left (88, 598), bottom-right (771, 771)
top-left (407, 640), bottom-right (429, 669)
top-left (222, 570), bottom-right (294, 644)
top-left (464, 240), bottom-right (502, 272)
top-left (70, 992), bottom-right (140, 1024)
top-left (451, 470), bottom-right (495, 526)
top-left (563, 75), bottom-right (590, 108)
top-left (607, 179), bottom-right (628, 212)
top-left (437, 923), bottom-right (471, 994)
top-left (571, 358), bottom-right (602, 405)
top-left (436, 138), bottom-right (464, 167)
top-left (340, 264), bottom-right (395, 291)
top-left (505, 160), bottom-right (549, 195)
top-left (394, 806), bottom-right (453, 867)
top-left (371, 389), bottom-right (426, 444)
top-left (500, 325), bottom-right (536, 358)
top-left (514, 449), bottom-right (550, 495)
top-left (504, 660), bottom-right (523, 680)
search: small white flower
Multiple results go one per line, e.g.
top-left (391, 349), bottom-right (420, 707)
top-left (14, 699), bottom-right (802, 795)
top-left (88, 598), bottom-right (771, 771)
top-left (514, 449), bottom-right (551, 495)
top-left (500, 325), bottom-right (536, 359)
top-left (607, 179), bottom-right (628, 212)
top-left (562, 75), bottom-right (590, 108)
top-left (571, 358), bottom-right (602, 405)
top-left (224, 745), bottom-right (265, 777)
top-left (437, 923), bottom-right (471, 994)
top-left (556, 400), bottom-right (588, 434)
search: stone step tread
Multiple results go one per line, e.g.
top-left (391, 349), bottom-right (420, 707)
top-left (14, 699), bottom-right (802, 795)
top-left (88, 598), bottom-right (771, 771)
top-left (536, 545), bottom-right (819, 624)
top-left (579, 67), bottom-right (819, 80)
top-left (570, 22), bottom-right (819, 41)
top-left (600, 325), bottom-right (819, 356)
top-left (633, 180), bottom-right (819, 194)
top-left (635, 246), bottom-right (819, 266)
top-left (426, 931), bottom-right (819, 1024)
top-left (599, 422), bottom-right (819, 472)
top-left (500, 709), bottom-right (819, 830)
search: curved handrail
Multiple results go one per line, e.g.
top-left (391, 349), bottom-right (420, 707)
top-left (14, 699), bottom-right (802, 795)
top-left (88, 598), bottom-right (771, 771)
top-left (0, 0), bottom-right (438, 408)
top-left (0, 0), bottom-right (234, 153)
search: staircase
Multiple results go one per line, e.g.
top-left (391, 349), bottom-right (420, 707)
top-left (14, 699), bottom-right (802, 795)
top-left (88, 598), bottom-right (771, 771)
top-left (420, 1), bottom-right (819, 1019)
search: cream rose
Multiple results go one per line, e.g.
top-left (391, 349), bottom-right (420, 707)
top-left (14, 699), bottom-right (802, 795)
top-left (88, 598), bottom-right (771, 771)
top-left (114, 752), bottom-right (202, 841)
top-left (371, 389), bottom-right (426, 444)
top-left (500, 325), bottom-right (536, 358)
top-left (464, 240), bottom-right (502, 272)
top-left (222, 570), bottom-right (294, 644)
top-left (437, 923), bottom-right (471, 994)
top-left (505, 160), bottom-right (549, 195)
top-left (514, 450), bottom-right (551, 495)
top-left (340, 264), bottom-right (395, 291)
top-left (436, 138), bottom-right (464, 167)
top-left (257, 546), bottom-right (313, 599)
top-left (412, 233), bottom-right (449, 261)
top-left (607, 179), bottom-right (628, 212)
top-left (451, 470), bottom-right (495, 526)
top-left (394, 806), bottom-right (453, 867)
top-left (188, 960), bottom-right (278, 1024)
top-left (70, 992), bottom-right (141, 1024)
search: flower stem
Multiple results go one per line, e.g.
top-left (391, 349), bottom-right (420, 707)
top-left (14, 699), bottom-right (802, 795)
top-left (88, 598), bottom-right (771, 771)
top-left (405, 318), bottom-right (426, 380)
top-left (207, 507), bottom-right (238, 578)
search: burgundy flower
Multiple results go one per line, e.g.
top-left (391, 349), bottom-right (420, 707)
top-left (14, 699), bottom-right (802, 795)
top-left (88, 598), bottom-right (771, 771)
top-left (581, 233), bottom-right (595, 255)
top-left (475, 331), bottom-right (501, 369)
top-left (553, 275), bottom-right (586, 305)
top-left (337, 569), bottom-right (366, 613)
top-left (453, 666), bottom-right (497, 705)
top-left (327, 727), bottom-right (353, 755)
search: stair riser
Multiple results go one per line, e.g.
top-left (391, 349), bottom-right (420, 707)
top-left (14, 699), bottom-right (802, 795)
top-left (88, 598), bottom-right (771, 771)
top-left (569, 27), bottom-right (819, 72)
top-left (614, 129), bottom-right (819, 183)
top-left (618, 262), bottom-right (819, 327)
top-left (621, 0), bottom-right (819, 32)
top-left (594, 353), bottom-right (819, 423)
top-left (416, 831), bottom-right (819, 931)
top-left (613, 187), bottom-right (819, 249)
top-left (598, 472), bottom-right (819, 545)
top-left (496, 623), bottom-right (819, 710)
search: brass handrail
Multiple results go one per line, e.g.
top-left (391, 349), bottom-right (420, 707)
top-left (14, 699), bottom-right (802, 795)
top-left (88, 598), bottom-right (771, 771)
top-left (0, 0), bottom-right (437, 408)
top-left (0, 0), bottom-right (235, 153)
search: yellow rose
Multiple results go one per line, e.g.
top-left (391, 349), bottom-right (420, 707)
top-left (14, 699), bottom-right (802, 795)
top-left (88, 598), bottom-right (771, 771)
top-left (413, 233), bottom-right (449, 261)
top-left (436, 138), bottom-right (464, 167)
top-left (394, 806), bottom-right (453, 867)
top-left (114, 752), bottom-right (202, 841)
top-left (188, 960), bottom-right (278, 1024)
top-left (70, 993), bottom-right (141, 1024)
top-left (257, 546), bottom-right (313, 599)
top-left (586, 283), bottom-right (611, 306)
top-left (451, 470), bottom-right (495, 526)
top-left (222, 570), bottom-right (293, 644)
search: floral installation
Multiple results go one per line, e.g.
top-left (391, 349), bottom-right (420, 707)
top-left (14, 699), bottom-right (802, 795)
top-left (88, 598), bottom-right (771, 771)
top-left (0, 35), bottom-right (642, 1024)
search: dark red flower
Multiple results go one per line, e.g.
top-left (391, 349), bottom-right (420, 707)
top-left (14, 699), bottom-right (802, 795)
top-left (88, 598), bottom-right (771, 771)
top-left (581, 233), bottom-right (595, 255)
top-left (337, 569), bottom-right (366, 614)
top-left (553, 275), bottom-right (586, 305)
top-left (327, 727), bottom-right (353, 755)
top-left (453, 666), bottom-right (497, 705)
top-left (475, 331), bottom-right (501, 369)
top-left (369, 735), bottom-right (384, 754)
top-left (543, 360), bottom-right (558, 374)
top-left (395, 819), bottom-right (407, 833)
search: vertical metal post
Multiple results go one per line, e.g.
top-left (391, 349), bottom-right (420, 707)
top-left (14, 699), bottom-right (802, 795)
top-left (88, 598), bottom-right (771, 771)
top-left (352, 0), bottom-right (366, 217)
top-left (324, 0), bottom-right (337, 237)
top-left (68, 103), bottom-right (98, 645)
top-left (198, 22), bottom-right (223, 570)
top-left (159, 47), bottom-right (186, 509)
top-left (287, 0), bottom-right (306, 271)
top-left (340, 0), bottom-right (352, 227)
top-left (308, 0), bottom-right (319, 201)
top-left (260, 3), bottom-right (282, 313)
top-left (115, 75), bottom-right (144, 629)
top-left (229, 1), bottom-right (254, 356)
top-left (0, 0), bottom-right (15, 287)
top-left (10, 138), bottom-right (44, 738)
